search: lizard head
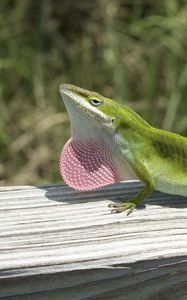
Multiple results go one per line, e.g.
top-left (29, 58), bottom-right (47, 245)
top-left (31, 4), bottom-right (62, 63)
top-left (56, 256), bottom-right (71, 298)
top-left (59, 84), bottom-right (121, 136)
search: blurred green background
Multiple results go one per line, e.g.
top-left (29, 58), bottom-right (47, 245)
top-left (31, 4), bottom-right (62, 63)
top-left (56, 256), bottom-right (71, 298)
top-left (1, 0), bottom-right (187, 186)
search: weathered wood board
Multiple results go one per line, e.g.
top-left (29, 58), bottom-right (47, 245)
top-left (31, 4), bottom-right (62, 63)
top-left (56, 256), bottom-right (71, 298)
top-left (0, 181), bottom-right (187, 299)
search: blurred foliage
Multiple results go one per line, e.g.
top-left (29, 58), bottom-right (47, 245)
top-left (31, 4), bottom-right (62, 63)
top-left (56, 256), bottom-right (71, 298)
top-left (0, 0), bottom-right (187, 185)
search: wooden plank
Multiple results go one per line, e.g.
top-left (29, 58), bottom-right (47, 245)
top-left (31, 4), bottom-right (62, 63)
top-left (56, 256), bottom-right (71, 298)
top-left (0, 181), bottom-right (187, 299)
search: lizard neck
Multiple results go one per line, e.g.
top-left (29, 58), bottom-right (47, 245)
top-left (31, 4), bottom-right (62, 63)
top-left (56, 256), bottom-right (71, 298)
top-left (60, 105), bottom-right (138, 191)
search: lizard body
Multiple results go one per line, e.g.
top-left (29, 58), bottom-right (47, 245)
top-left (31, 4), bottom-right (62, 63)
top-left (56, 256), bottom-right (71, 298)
top-left (59, 84), bottom-right (187, 214)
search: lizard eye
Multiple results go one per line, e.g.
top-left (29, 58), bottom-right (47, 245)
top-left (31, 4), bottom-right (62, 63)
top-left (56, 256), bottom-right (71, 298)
top-left (89, 98), bottom-right (102, 107)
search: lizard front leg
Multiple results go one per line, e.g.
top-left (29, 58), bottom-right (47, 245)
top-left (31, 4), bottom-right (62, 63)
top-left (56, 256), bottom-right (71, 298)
top-left (109, 159), bottom-right (155, 215)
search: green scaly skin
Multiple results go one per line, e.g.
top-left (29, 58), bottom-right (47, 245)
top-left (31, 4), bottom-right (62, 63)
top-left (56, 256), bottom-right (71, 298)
top-left (60, 84), bottom-right (187, 215)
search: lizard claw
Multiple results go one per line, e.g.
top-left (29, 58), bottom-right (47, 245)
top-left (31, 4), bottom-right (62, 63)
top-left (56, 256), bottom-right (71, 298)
top-left (109, 202), bottom-right (136, 215)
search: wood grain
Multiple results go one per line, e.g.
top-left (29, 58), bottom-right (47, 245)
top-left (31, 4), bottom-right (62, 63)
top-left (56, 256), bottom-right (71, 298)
top-left (0, 181), bottom-right (187, 299)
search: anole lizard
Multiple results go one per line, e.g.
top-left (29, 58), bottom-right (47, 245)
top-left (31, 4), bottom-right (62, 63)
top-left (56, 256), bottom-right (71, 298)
top-left (59, 84), bottom-right (187, 214)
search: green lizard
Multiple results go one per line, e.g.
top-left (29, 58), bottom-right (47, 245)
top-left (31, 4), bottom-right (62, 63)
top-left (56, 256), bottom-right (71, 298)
top-left (59, 84), bottom-right (187, 215)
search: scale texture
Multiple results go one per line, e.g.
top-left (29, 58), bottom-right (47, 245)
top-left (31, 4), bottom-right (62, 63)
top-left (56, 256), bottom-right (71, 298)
top-left (60, 138), bottom-right (121, 190)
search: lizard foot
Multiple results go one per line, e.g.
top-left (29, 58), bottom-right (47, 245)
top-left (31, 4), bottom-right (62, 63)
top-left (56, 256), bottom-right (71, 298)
top-left (108, 202), bottom-right (136, 215)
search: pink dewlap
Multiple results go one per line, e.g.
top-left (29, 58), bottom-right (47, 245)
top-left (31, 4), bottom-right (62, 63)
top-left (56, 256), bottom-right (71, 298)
top-left (60, 138), bottom-right (121, 191)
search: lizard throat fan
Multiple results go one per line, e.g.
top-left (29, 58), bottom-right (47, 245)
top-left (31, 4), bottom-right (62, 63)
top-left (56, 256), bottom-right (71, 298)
top-left (60, 138), bottom-right (121, 191)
